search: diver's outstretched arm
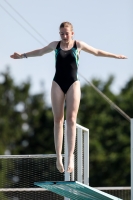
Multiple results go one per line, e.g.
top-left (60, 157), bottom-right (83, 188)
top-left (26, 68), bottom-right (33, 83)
top-left (77, 41), bottom-right (127, 59)
top-left (10, 41), bottom-right (58, 59)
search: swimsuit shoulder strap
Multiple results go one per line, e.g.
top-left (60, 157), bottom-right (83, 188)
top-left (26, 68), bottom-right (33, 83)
top-left (56, 41), bottom-right (61, 49)
top-left (73, 40), bottom-right (77, 49)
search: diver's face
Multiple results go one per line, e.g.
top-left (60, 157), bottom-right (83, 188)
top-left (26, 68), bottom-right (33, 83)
top-left (59, 27), bottom-right (74, 43)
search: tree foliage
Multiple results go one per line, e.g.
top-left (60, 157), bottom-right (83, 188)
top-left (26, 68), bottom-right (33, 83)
top-left (0, 68), bottom-right (54, 156)
top-left (78, 75), bottom-right (132, 186)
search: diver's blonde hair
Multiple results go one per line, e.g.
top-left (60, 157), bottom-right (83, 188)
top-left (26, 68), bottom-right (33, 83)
top-left (59, 22), bottom-right (73, 31)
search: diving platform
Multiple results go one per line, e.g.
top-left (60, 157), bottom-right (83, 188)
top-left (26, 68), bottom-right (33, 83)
top-left (34, 181), bottom-right (122, 200)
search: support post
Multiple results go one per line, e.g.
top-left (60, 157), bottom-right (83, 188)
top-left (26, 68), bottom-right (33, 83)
top-left (84, 130), bottom-right (89, 185)
top-left (131, 119), bottom-right (133, 200)
top-left (64, 120), bottom-right (70, 182)
top-left (77, 128), bottom-right (83, 182)
top-left (64, 120), bottom-right (70, 200)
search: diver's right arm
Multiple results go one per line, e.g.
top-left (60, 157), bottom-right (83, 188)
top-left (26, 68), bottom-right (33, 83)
top-left (10, 41), bottom-right (58, 59)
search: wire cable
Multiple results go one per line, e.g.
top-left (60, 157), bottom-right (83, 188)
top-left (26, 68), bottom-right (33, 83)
top-left (4, 0), bottom-right (49, 45)
top-left (79, 72), bottom-right (131, 122)
top-left (0, 3), bottom-right (44, 46)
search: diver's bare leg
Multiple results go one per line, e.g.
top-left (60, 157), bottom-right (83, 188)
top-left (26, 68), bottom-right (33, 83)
top-left (66, 81), bottom-right (81, 173)
top-left (51, 81), bottom-right (65, 173)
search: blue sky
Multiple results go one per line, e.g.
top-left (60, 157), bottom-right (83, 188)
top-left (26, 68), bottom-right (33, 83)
top-left (0, 0), bottom-right (132, 105)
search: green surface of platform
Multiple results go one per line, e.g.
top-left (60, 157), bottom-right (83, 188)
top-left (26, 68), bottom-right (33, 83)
top-left (34, 181), bottom-right (122, 200)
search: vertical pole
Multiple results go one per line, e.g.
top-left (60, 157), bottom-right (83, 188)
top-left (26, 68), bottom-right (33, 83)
top-left (71, 155), bottom-right (75, 181)
top-left (77, 128), bottom-right (83, 182)
top-left (131, 119), bottom-right (133, 200)
top-left (64, 120), bottom-right (70, 181)
top-left (84, 130), bottom-right (89, 185)
top-left (64, 120), bottom-right (70, 200)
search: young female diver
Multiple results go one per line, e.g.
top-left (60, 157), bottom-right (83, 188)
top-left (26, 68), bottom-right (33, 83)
top-left (10, 22), bottom-right (127, 173)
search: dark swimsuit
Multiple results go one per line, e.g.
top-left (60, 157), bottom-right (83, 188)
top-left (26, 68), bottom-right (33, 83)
top-left (53, 41), bottom-right (79, 94)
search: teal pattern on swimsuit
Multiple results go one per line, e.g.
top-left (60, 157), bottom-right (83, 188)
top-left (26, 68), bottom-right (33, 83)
top-left (55, 48), bottom-right (60, 63)
top-left (72, 47), bottom-right (79, 79)
top-left (72, 48), bottom-right (79, 67)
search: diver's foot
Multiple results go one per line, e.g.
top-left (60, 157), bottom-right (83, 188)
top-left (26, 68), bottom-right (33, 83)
top-left (56, 156), bottom-right (64, 173)
top-left (67, 155), bottom-right (74, 173)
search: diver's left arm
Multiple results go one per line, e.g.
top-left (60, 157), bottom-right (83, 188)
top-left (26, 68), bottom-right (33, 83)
top-left (77, 41), bottom-right (127, 59)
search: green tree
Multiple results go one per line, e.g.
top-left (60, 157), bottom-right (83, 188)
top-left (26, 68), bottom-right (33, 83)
top-left (0, 67), bottom-right (29, 155)
top-left (0, 67), bottom-right (54, 155)
top-left (78, 75), bottom-right (131, 186)
top-left (15, 93), bottom-right (55, 154)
